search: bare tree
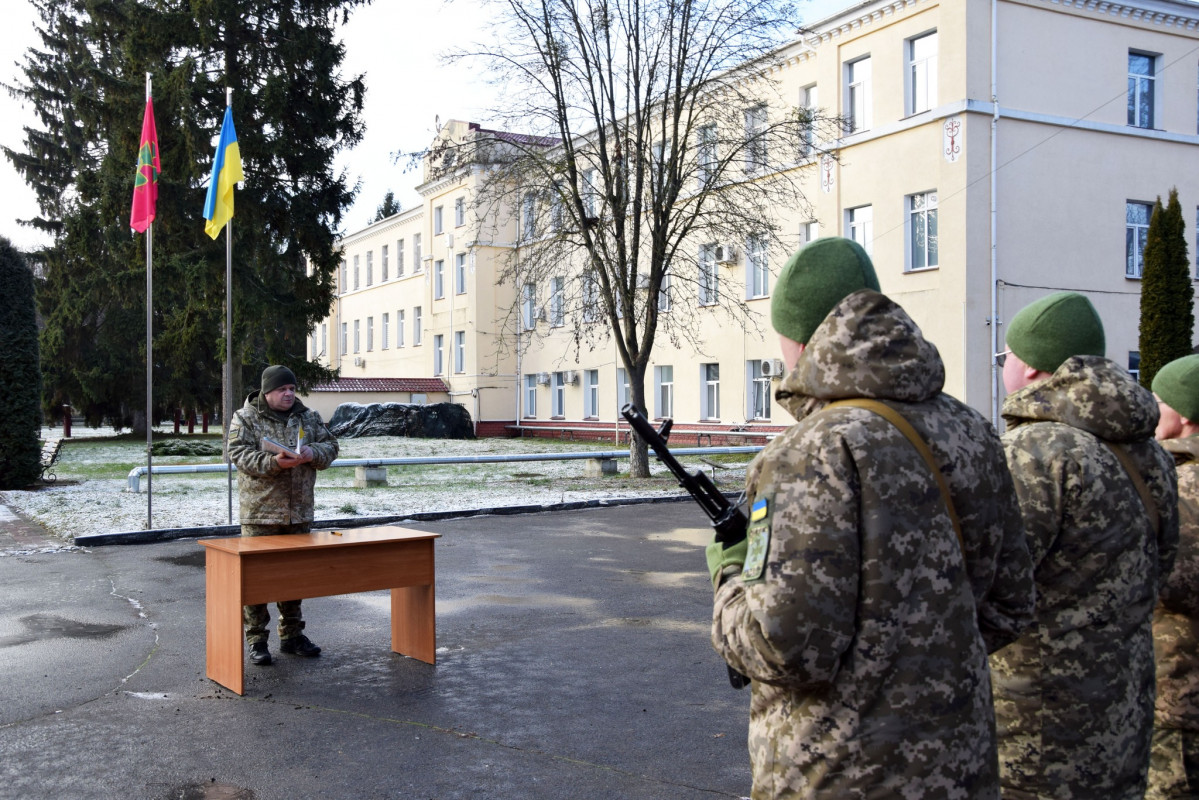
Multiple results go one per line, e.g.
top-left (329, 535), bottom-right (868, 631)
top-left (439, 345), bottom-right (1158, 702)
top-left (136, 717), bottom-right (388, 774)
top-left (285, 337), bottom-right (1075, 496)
top-left (450, 0), bottom-right (839, 476)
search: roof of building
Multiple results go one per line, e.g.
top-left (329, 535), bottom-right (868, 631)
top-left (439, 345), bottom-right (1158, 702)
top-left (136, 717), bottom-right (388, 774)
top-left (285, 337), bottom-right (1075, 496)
top-left (306, 378), bottom-right (450, 393)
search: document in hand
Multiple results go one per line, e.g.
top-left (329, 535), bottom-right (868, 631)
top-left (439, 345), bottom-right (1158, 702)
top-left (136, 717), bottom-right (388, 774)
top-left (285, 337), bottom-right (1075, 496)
top-left (260, 436), bottom-right (300, 457)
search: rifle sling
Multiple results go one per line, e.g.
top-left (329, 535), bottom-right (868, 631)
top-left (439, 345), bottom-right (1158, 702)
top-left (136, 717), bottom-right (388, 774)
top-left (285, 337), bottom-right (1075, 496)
top-left (822, 398), bottom-right (966, 557)
top-left (1100, 440), bottom-right (1160, 538)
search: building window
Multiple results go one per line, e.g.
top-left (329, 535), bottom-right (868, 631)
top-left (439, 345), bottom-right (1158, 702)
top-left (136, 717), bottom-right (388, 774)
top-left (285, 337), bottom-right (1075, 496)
top-left (413, 234), bottom-right (422, 271)
top-left (699, 244), bottom-right (718, 305)
top-left (907, 32), bottom-right (938, 115)
top-left (846, 56), bottom-right (872, 134)
top-left (320, 323), bottom-right (327, 357)
top-left (747, 234), bottom-right (768, 298)
top-left (1129, 52), bottom-right (1156, 129)
top-left (412, 393), bottom-right (427, 405)
top-left (397, 239), bottom-right (405, 276)
top-left (340, 322), bottom-right (347, 355)
top-left (434, 205), bottom-right (444, 235)
top-left (582, 272), bottom-right (599, 323)
top-left (697, 124), bottom-right (717, 188)
top-left (659, 266), bottom-right (672, 312)
top-left (522, 193), bottom-right (537, 240)
top-left (907, 191), bottom-right (938, 271)
top-left (549, 185), bottom-right (564, 232)
top-left (552, 372), bottom-right (566, 417)
top-left (744, 104), bottom-right (767, 176)
top-left (748, 360), bottom-right (771, 420)
top-left (382, 313), bottom-right (389, 349)
top-left (801, 220), bottom-right (820, 246)
top-left (366, 316), bottom-right (374, 351)
top-left (617, 368), bottom-right (630, 409)
top-left (397, 310), bottom-right (405, 347)
top-left (413, 306), bottom-right (422, 346)
top-left (353, 319), bottom-right (360, 353)
top-left (1127, 201), bottom-right (1153, 278)
top-left (524, 375), bottom-right (537, 418)
top-left (366, 250), bottom-right (373, 286)
top-left (653, 137), bottom-right (672, 187)
top-left (655, 365), bottom-right (674, 418)
top-left (454, 330), bottom-right (465, 373)
top-left (455, 197), bottom-right (465, 227)
top-left (522, 283), bottom-right (537, 330)
top-left (701, 363), bottom-right (720, 420)
top-left (310, 330), bottom-right (318, 359)
top-left (433, 334), bottom-right (444, 375)
top-left (339, 260), bottom-right (347, 293)
top-left (584, 369), bottom-right (599, 417)
top-left (381, 245), bottom-right (389, 282)
top-left (353, 255), bottom-right (360, 290)
top-left (1129, 351), bottom-right (1141, 382)
top-left (434, 259), bottom-right (445, 299)
top-left (455, 253), bottom-right (467, 295)
top-left (550, 276), bottom-right (565, 326)
top-left (847, 205), bottom-right (873, 255)
top-left (799, 85), bottom-right (818, 158)
top-left (583, 169), bottom-right (599, 218)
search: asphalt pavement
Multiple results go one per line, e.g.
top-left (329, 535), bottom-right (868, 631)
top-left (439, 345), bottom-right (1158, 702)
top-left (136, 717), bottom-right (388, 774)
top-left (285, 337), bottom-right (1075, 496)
top-left (0, 501), bottom-right (752, 800)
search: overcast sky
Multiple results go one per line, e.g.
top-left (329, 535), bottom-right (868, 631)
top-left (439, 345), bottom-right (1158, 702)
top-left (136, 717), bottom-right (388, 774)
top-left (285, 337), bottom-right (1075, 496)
top-left (0, 0), bottom-right (843, 253)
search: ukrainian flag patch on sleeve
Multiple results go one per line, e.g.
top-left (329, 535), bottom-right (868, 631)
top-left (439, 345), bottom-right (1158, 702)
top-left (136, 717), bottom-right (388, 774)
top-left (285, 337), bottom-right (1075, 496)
top-left (742, 496), bottom-right (771, 582)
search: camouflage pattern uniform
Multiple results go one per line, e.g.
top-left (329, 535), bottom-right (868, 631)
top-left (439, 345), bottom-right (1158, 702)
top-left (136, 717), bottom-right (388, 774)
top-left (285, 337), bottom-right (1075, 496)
top-left (1148, 435), bottom-right (1199, 799)
top-left (711, 289), bottom-right (1036, 799)
top-left (228, 390), bottom-right (339, 644)
top-left (994, 355), bottom-right (1179, 800)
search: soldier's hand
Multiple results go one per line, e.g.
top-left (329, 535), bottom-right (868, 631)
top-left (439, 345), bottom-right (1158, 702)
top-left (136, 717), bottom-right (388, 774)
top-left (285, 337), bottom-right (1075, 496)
top-left (705, 537), bottom-right (748, 589)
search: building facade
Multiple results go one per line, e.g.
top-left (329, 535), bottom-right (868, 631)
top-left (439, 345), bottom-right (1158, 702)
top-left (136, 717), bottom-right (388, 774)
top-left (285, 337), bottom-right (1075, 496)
top-left (313, 0), bottom-right (1199, 436)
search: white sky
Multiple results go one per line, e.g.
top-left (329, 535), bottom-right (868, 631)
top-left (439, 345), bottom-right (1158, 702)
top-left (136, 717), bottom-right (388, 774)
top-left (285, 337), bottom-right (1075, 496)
top-left (0, 0), bottom-right (844, 253)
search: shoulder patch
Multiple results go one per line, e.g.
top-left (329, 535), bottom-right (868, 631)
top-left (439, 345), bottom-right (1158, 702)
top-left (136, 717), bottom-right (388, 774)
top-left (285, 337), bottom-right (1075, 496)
top-left (742, 496), bottom-right (772, 582)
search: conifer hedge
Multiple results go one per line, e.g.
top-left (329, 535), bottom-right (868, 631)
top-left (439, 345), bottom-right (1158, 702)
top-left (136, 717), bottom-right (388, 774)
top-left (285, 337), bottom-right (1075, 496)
top-left (1138, 188), bottom-right (1195, 388)
top-left (0, 237), bottom-right (43, 488)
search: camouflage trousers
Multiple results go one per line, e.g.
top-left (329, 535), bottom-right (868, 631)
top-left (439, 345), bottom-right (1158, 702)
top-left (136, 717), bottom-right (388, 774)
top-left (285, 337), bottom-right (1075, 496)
top-left (241, 522), bottom-right (310, 645)
top-left (1148, 726), bottom-right (1199, 799)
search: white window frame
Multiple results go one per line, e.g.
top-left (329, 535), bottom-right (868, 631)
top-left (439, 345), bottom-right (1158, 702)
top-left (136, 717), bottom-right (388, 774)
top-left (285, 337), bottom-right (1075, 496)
top-left (366, 250), bottom-right (373, 286)
top-left (522, 192), bottom-right (537, 240)
top-left (413, 306), bottom-right (423, 346)
top-left (1127, 200), bottom-right (1153, 278)
top-left (582, 272), bottom-right (600, 323)
top-left (699, 244), bottom-right (718, 306)
top-left (550, 276), bottom-right (565, 327)
top-left (353, 254), bottom-right (360, 290)
top-left (906, 191), bottom-right (939, 271)
top-left (339, 260), bottom-right (347, 294)
top-left (397, 309), bottom-right (405, 347)
top-left (381, 312), bottom-right (390, 350)
top-left (744, 104), bottom-right (767, 176)
top-left (455, 253), bottom-right (467, 295)
top-left (433, 334), bottom-right (444, 375)
top-left (584, 369), bottom-right (599, 418)
top-left (552, 372), bottom-right (566, 417)
top-left (524, 375), bottom-right (537, 418)
top-left (353, 319), bottom-right (360, 353)
top-left (799, 84), bottom-right (818, 159)
top-left (397, 239), bottom-right (405, 276)
top-left (1129, 51), bottom-right (1157, 129)
top-left (701, 363), bottom-right (720, 420)
top-left (847, 205), bottom-right (873, 255)
top-left (845, 56), bottom-right (872, 134)
top-left (381, 245), bottom-right (389, 282)
top-left (455, 197), bottom-right (465, 227)
top-left (748, 360), bottom-right (771, 421)
top-left (413, 234), bottom-right (422, 271)
top-left (310, 330), bottom-right (318, 359)
top-left (697, 124), bottom-right (717, 188)
top-left (522, 283), bottom-right (537, 330)
top-left (434, 205), bottom-right (444, 235)
top-left (583, 168), bottom-right (599, 218)
top-left (366, 316), bottom-right (374, 352)
top-left (616, 368), bottom-right (631, 409)
top-left (434, 260), bottom-right (445, 299)
top-left (340, 322), bottom-right (348, 355)
top-left (654, 365), bottom-right (674, 419)
top-left (454, 330), bottom-right (465, 373)
top-left (801, 220), bottom-right (820, 247)
top-left (658, 266), bottom-right (671, 312)
top-left (907, 32), bottom-right (938, 116)
top-left (320, 323), bottom-right (327, 357)
top-left (746, 234), bottom-right (768, 299)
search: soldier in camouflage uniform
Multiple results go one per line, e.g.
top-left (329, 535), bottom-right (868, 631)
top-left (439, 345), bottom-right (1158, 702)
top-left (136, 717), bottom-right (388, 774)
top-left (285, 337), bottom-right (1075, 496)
top-left (992, 291), bottom-right (1178, 799)
top-left (708, 238), bottom-right (1036, 799)
top-left (228, 365), bottom-right (339, 666)
top-left (1147, 354), bottom-right (1199, 799)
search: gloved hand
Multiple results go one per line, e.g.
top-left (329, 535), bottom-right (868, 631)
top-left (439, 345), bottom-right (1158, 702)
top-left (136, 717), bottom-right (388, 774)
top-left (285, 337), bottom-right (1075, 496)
top-left (705, 537), bottom-right (748, 589)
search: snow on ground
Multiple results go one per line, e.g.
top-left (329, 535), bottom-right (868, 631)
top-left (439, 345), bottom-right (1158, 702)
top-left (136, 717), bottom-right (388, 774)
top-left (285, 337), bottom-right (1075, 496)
top-left (3, 424), bottom-right (753, 539)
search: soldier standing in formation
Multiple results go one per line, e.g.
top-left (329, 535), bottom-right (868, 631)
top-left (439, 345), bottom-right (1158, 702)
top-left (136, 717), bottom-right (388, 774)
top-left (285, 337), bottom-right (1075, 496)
top-left (991, 291), bottom-right (1178, 799)
top-left (1147, 354), bottom-right (1199, 799)
top-left (228, 365), bottom-right (340, 666)
top-left (707, 237), bottom-right (1036, 798)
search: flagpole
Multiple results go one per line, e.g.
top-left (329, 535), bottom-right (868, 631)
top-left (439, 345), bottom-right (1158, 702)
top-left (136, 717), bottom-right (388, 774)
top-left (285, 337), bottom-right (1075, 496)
top-left (145, 71), bottom-right (153, 531)
top-left (225, 87), bottom-right (234, 525)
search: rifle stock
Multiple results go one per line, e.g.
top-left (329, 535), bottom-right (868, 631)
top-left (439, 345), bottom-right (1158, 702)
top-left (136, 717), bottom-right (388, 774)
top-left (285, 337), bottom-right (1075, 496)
top-left (621, 404), bottom-right (751, 690)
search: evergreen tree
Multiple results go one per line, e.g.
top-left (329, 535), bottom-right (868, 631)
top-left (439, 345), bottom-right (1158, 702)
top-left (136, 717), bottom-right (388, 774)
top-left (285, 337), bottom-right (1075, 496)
top-left (373, 190), bottom-right (400, 222)
top-left (4, 0), bottom-right (364, 428)
top-left (1139, 187), bottom-right (1194, 388)
top-left (0, 238), bottom-right (44, 489)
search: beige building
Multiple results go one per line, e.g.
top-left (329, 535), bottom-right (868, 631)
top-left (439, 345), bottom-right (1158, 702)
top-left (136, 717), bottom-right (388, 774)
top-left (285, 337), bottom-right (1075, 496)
top-left (314, 0), bottom-right (1199, 437)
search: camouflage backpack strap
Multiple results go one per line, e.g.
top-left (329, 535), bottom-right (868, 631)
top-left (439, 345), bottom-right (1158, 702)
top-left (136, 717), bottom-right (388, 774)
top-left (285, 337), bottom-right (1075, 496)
top-left (822, 398), bottom-right (966, 556)
top-left (1100, 440), bottom-right (1161, 538)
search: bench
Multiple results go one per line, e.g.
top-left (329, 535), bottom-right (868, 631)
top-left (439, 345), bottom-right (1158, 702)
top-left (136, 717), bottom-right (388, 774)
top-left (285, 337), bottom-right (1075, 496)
top-left (39, 439), bottom-right (63, 483)
top-left (198, 526), bottom-right (440, 695)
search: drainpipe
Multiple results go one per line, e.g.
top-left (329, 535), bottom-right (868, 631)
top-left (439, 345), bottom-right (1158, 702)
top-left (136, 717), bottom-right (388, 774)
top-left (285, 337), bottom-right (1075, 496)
top-left (990, 0), bottom-right (1002, 428)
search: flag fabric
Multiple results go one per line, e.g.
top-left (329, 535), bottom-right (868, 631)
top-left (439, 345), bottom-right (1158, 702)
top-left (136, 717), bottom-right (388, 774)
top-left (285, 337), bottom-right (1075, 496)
top-left (202, 105), bottom-right (244, 239)
top-left (130, 98), bottom-right (160, 233)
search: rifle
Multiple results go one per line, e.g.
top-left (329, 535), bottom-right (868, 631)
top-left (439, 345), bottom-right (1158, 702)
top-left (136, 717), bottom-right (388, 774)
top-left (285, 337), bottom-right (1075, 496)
top-left (621, 403), bottom-right (751, 689)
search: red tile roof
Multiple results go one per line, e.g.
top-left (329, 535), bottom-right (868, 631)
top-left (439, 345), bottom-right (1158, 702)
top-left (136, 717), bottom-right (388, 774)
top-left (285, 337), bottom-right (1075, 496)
top-left (306, 378), bottom-right (449, 393)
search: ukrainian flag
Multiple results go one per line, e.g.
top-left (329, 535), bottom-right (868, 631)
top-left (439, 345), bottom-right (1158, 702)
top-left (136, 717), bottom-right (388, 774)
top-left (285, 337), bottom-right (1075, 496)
top-left (202, 106), bottom-right (244, 239)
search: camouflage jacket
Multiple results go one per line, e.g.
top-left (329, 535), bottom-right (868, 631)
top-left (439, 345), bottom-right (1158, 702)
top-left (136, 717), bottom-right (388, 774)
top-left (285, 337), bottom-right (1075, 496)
top-left (994, 355), bottom-right (1179, 799)
top-left (227, 392), bottom-right (339, 526)
top-left (711, 289), bottom-right (1035, 799)
top-left (1155, 435), bottom-right (1199, 731)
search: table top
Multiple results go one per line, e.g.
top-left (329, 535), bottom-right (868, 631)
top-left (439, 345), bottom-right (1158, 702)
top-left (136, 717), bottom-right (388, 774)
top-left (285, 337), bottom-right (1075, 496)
top-left (198, 526), bottom-right (440, 555)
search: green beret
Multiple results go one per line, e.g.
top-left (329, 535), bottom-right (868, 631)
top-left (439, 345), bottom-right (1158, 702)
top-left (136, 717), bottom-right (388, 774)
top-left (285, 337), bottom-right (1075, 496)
top-left (261, 365), bottom-right (297, 395)
top-left (1153, 354), bottom-right (1199, 422)
top-left (771, 237), bottom-right (880, 344)
top-left (1006, 291), bottom-right (1105, 373)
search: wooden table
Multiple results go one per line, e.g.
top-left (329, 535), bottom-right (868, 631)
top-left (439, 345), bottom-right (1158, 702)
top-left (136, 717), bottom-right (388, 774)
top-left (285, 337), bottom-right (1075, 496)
top-left (199, 526), bottom-right (440, 695)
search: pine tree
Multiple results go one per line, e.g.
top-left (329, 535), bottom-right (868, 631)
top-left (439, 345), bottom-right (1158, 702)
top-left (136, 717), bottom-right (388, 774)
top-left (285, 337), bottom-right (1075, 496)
top-left (4, 0), bottom-right (364, 428)
top-left (373, 190), bottom-right (400, 222)
top-left (1138, 187), bottom-right (1194, 388)
top-left (0, 238), bottom-right (44, 489)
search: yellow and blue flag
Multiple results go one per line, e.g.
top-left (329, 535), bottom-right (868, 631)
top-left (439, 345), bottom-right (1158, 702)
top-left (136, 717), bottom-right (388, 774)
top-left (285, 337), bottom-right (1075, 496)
top-left (202, 105), bottom-right (244, 239)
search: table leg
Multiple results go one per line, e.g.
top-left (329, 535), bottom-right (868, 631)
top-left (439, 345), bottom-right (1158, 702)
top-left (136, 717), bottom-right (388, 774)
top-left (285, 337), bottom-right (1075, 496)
top-left (391, 580), bottom-right (435, 664)
top-left (205, 548), bottom-right (245, 695)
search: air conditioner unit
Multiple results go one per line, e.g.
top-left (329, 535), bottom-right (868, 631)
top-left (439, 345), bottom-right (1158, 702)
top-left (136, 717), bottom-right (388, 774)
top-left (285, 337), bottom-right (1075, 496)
top-left (714, 244), bottom-right (739, 264)
top-left (536, 371), bottom-right (551, 386)
top-left (563, 370), bottom-right (579, 385)
top-left (760, 358), bottom-right (785, 378)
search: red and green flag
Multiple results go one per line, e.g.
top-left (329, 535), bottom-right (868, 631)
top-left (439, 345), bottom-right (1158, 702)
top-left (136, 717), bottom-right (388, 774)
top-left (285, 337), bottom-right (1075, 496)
top-left (130, 98), bottom-right (160, 233)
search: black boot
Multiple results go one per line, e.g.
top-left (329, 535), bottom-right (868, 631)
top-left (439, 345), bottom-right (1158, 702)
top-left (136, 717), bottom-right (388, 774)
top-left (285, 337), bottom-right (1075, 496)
top-left (280, 635), bottom-right (321, 657)
top-left (249, 641), bottom-right (272, 666)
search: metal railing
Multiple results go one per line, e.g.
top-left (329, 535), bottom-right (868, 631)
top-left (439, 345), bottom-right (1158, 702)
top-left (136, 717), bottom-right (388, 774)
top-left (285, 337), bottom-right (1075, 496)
top-left (125, 447), bottom-right (762, 492)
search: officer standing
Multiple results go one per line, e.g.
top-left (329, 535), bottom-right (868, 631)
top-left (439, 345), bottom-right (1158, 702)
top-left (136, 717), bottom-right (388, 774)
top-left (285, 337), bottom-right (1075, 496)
top-left (1147, 354), bottom-right (1199, 799)
top-left (992, 291), bottom-right (1178, 799)
top-left (707, 237), bottom-right (1035, 798)
top-left (228, 365), bottom-right (339, 666)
